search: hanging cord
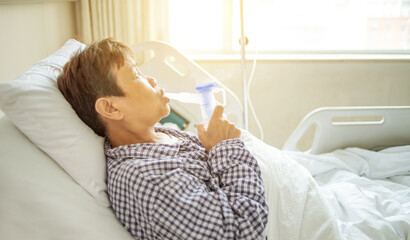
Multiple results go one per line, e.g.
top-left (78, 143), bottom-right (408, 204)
top-left (240, 0), bottom-right (249, 131)
top-left (240, 0), bottom-right (263, 139)
top-left (246, 51), bottom-right (264, 140)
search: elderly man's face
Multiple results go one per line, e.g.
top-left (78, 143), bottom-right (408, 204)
top-left (110, 56), bottom-right (170, 127)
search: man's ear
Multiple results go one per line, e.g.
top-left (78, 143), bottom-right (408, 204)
top-left (95, 97), bottom-right (123, 120)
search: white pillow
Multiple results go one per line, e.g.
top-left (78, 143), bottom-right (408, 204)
top-left (0, 39), bottom-right (110, 207)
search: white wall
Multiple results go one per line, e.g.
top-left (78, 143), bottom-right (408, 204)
top-left (0, 1), bottom-right (77, 117)
top-left (0, 1), bottom-right (77, 83)
top-left (196, 59), bottom-right (410, 148)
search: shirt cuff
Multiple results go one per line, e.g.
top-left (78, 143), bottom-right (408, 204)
top-left (209, 138), bottom-right (244, 152)
top-left (208, 138), bottom-right (256, 175)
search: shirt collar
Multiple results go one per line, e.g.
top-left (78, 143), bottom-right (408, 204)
top-left (104, 127), bottom-right (183, 160)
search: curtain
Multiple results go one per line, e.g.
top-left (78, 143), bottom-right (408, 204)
top-left (76, 0), bottom-right (169, 47)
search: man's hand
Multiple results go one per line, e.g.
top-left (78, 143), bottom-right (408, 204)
top-left (197, 105), bottom-right (241, 152)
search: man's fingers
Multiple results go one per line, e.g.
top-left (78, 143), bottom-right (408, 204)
top-left (210, 105), bottom-right (224, 121)
top-left (197, 123), bottom-right (205, 135)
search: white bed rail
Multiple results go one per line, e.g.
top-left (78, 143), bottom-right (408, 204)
top-left (283, 106), bottom-right (410, 154)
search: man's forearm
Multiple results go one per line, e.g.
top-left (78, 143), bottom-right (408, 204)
top-left (208, 138), bottom-right (269, 239)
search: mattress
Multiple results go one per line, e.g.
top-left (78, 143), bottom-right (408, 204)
top-left (0, 116), bottom-right (134, 240)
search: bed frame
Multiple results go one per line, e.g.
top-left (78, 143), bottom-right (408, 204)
top-left (283, 106), bottom-right (410, 154)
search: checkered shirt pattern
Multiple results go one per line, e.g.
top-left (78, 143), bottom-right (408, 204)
top-left (105, 127), bottom-right (268, 240)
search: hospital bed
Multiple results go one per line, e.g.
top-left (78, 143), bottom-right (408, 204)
top-left (0, 39), bottom-right (409, 240)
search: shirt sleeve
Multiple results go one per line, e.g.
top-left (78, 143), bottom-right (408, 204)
top-left (208, 138), bottom-right (269, 238)
top-left (135, 138), bottom-right (268, 240)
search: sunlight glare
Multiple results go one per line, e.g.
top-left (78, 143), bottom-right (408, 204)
top-left (168, 0), bottom-right (223, 51)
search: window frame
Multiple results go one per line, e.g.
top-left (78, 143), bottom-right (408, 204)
top-left (167, 0), bottom-right (410, 59)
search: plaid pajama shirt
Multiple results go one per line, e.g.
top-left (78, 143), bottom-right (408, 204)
top-left (105, 126), bottom-right (268, 240)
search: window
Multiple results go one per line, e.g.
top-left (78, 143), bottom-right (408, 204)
top-left (168, 0), bottom-right (227, 53)
top-left (167, 0), bottom-right (410, 54)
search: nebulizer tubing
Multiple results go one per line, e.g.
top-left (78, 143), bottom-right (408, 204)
top-left (165, 92), bottom-right (201, 104)
top-left (247, 51), bottom-right (264, 141)
top-left (165, 82), bottom-right (226, 128)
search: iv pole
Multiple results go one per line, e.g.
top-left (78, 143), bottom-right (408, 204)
top-left (239, 0), bottom-right (249, 130)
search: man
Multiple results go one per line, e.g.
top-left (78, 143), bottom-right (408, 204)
top-left (58, 38), bottom-right (268, 239)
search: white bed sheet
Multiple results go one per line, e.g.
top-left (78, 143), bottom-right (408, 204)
top-left (285, 146), bottom-right (410, 240)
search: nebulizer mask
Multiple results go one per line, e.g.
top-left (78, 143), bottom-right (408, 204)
top-left (165, 82), bottom-right (226, 127)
